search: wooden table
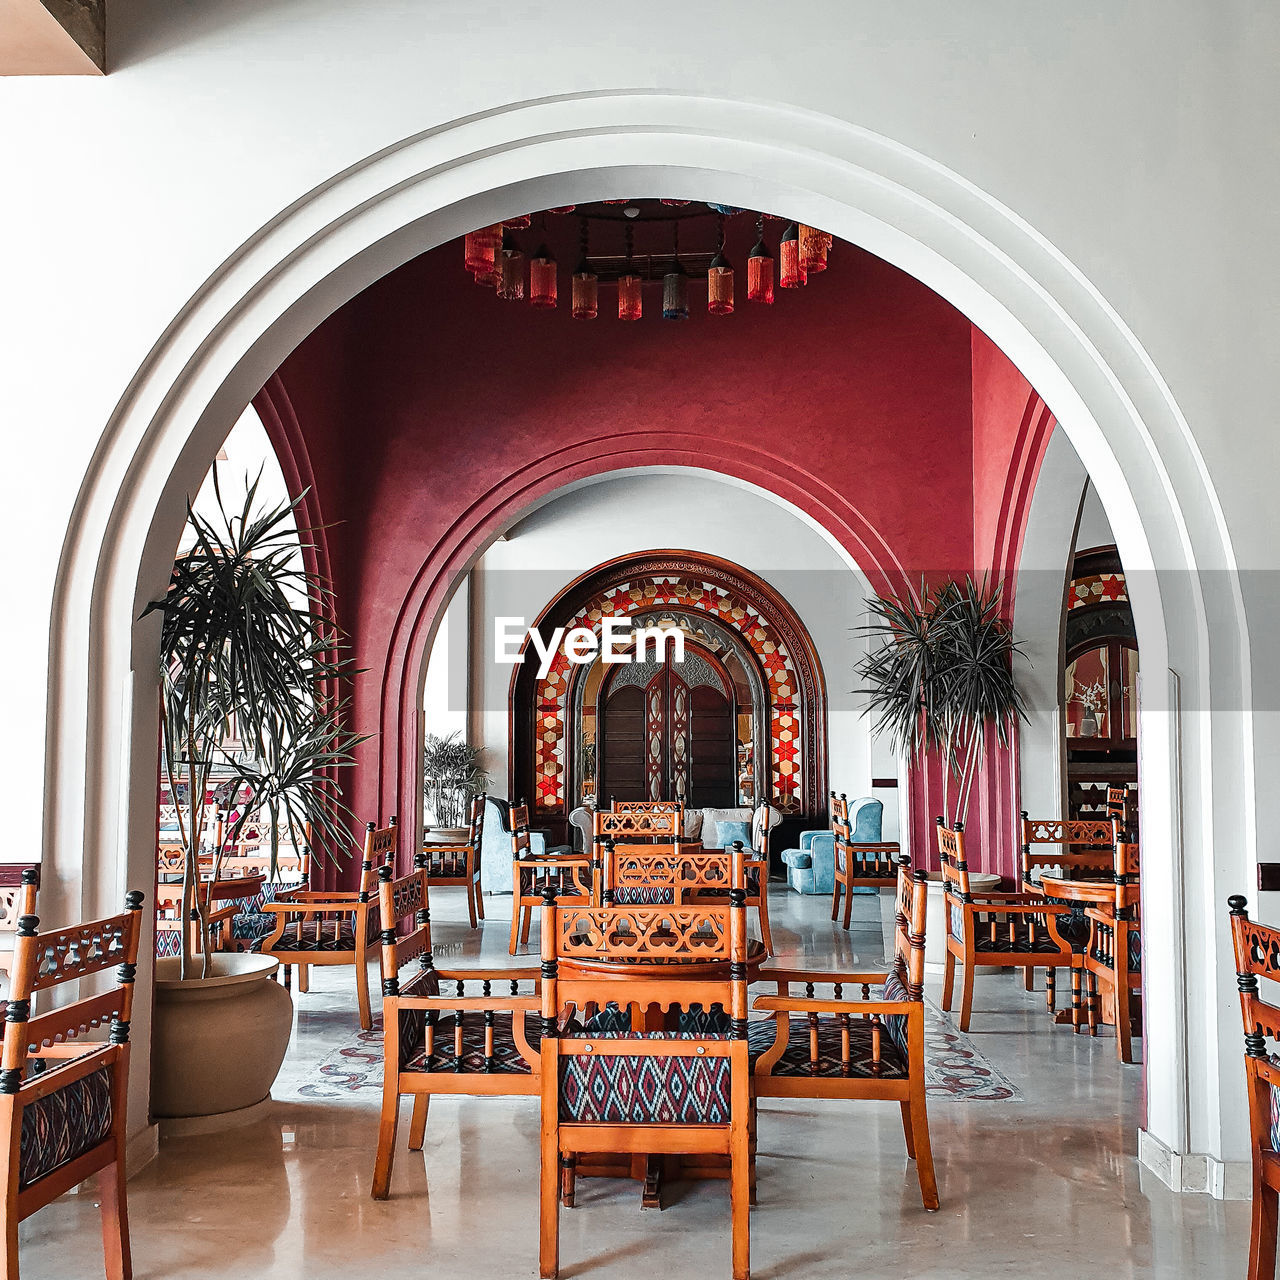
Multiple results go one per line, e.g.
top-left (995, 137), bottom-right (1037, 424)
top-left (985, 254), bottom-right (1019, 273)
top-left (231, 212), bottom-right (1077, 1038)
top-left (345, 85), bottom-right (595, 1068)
top-left (558, 939), bottom-right (768, 1208)
top-left (1035, 874), bottom-right (1115, 1029)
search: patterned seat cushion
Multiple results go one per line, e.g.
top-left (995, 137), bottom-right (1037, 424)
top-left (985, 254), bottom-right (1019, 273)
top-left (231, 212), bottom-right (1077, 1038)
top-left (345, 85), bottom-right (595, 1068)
top-left (969, 917), bottom-right (1068, 954)
top-left (427, 850), bottom-right (473, 878)
top-left (402, 1011), bottom-right (533, 1075)
top-left (612, 886), bottom-right (674, 905)
top-left (747, 1009), bottom-right (909, 1079)
top-left (251, 921), bottom-right (357, 952)
top-left (20, 1066), bottom-right (113, 1190)
top-left (559, 1032), bottom-right (733, 1123)
top-left (519, 865), bottom-right (588, 897)
top-left (1128, 929), bottom-right (1142, 972)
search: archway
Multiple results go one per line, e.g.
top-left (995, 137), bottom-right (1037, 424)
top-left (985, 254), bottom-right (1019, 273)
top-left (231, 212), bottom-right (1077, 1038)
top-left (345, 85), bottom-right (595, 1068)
top-left (47, 94), bottom-right (1249, 1186)
top-left (506, 550), bottom-right (829, 851)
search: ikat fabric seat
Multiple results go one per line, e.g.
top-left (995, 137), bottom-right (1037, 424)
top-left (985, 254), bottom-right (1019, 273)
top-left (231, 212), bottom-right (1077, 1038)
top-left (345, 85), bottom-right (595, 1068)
top-left (19, 1066), bottom-right (113, 1190)
top-left (611, 885), bottom-right (674, 906)
top-left (401, 1011), bottom-right (534, 1075)
top-left (745, 1016), bottom-right (909, 1079)
top-left (964, 913), bottom-right (1068, 954)
top-left (250, 919), bottom-right (358, 952)
top-left (558, 1031), bottom-right (733, 1124)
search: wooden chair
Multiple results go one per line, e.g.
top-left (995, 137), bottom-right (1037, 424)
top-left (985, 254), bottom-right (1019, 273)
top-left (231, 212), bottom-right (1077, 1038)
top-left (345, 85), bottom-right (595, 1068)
top-left (0, 870), bottom-right (39, 980)
top-left (1, 889), bottom-right (144, 1279)
top-left (830, 789), bottom-right (901, 930)
top-left (939, 820), bottom-right (1077, 1032)
top-left (601, 840), bottom-right (732, 905)
top-left (592, 808), bottom-right (681, 845)
top-left (373, 853), bottom-right (541, 1199)
top-left (538, 877), bottom-right (753, 1280)
top-left (422, 793), bottom-right (486, 928)
top-left (1082, 842), bottom-right (1142, 1061)
top-left (1018, 814), bottom-right (1117, 1004)
top-left (612, 799), bottom-right (684, 818)
top-left (252, 818), bottom-right (396, 1031)
top-left (752, 855), bottom-right (938, 1211)
top-left (1230, 895), bottom-right (1280, 1280)
top-left (510, 803), bottom-right (597, 954)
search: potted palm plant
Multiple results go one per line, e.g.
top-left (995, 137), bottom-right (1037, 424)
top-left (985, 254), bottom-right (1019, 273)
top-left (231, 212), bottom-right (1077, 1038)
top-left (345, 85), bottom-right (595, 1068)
top-left (857, 577), bottom-right (1025, 965)
top-left (144, 473), bottom-right (365, 1122)
top-left (422, 731), bottom-right (488, 839)
top-left (857, 576), bottom-right (1025, 829)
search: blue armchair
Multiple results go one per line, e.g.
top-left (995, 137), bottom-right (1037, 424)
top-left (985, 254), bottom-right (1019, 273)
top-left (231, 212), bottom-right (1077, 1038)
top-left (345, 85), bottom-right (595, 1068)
top-left (779, 796), bottom-right (883, 894)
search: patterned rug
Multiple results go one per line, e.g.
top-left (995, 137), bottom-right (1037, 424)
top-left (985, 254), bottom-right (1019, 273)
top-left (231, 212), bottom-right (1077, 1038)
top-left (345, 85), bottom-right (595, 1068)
top-left (287, 1000), bottom-right (1021, 1103)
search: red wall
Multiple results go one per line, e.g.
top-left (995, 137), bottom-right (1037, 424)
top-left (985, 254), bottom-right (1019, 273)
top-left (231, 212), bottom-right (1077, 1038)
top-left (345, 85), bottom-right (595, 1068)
top-left (262, 227), bottom-right (1047, 882)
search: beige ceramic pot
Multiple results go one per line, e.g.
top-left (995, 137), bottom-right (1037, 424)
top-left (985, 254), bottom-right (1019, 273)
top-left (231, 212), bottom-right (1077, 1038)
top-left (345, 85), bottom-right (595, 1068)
top-left (151, 953), bottom-right (293, 1119)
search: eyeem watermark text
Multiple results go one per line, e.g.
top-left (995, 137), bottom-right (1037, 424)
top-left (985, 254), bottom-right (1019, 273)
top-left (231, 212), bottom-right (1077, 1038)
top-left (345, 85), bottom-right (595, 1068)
top-left (495, 617), bottom-right (685, 679)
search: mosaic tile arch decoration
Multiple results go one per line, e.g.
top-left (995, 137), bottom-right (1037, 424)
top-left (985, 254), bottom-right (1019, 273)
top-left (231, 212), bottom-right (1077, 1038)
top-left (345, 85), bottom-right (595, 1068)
top-left (519, 553), bottom-right (828, 818)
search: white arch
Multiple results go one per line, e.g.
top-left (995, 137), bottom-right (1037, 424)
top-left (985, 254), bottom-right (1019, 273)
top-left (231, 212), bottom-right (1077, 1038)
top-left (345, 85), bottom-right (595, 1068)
top-left (50, 92), bottom-right (1250, 1185)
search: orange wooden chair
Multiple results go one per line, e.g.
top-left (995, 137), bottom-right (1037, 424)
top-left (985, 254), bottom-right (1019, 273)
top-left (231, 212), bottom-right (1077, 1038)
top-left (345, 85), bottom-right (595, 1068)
top-left (252, 818), bottom-right (396, 1030)
top-left (0, 890), bottom-right (144, 1279)
top-left (940, 820), bottom-right (1077, 1032)
top-left (1018, 814), bottom-right (1117, 1003)
top-left (752, 855), bottom-right (938, 1211)
top-left (0, 870), bottom-right (39, 980)
top-left (1230, 895), bottom-right (1280, 1280)
top-left (1083, 841), bottom-right (1142, 1061)
top-left (422, 794), bottom-right (486, 928)
top-left (538, 875), bottom-right (753, 1280)
top-left (830, 790), bottom-right (901, 930)
top-left (509, 802), bottom-right (597, 954)
top-left (373, 853), bottom-right (541, 1199)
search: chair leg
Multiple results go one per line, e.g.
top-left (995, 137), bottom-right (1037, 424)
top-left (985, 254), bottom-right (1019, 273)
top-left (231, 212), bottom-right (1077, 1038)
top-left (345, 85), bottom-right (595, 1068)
top-left (99, 1154), bottom-right (132, 1280)
top-left (1046, 966), bottom-right (1056, 1012)
top-left (757, 888), bottom-right (774, 954)
top-left (540, 1154), bottom-right (561, 1279)
top-left (830, 880), bottom-right (841, 923)
top-left (1115, 979), bottom-right (1133, 1064)
top-left (899, 1099), bottom-right (916, 1159)
top-left (730, 1127), bottom-right (751, 1280)
top-left (2, 1205), bottom-right (18, 1280)
top-left (842, 880), bottom-right (853, 929)
top-left (1249, 1166), bottom-right (1278, 1280)
top-left (520, 905), bottom-right (532, 946)
top-left (355, 954), bottom-right (372, 1032)
top-left (509, 897), bottom-right (522, 955)
top-left (466, 882), bottom-right (478, 930)
top-left (909, 1086), bottom-right (940, 1212)
top-left (1070, 962), bottom-right (1083, 1033)
top-left (475, 872), bottom-right (485, 921)
top-left (371, 1084), bottom-right (400, 1200)
top-left (1087, 971), bottom-right (1100, 1038)
top-left (408, 1093), bottom-right (430, 1151)
top-left (560, 1156), bottom-right (576, 1208)
top-left (958, 958), bottom-right (975, 1033)
top-left (1023, 966), bottom-right (1034, 992)
top-left (298, 963), bottom-right (310, 994)
top-left (941, 947), bottom-right (956, 1012)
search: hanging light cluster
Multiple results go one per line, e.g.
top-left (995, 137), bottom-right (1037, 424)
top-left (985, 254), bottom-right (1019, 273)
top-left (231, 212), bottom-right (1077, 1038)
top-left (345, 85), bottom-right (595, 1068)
top-left (463, 203), bottom-right (836, 320)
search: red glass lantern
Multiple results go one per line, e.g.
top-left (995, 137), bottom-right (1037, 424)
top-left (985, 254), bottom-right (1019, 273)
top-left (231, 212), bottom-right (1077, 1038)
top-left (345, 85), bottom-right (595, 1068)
top-left (747, 237), bottom-right (775, 304)
top-left (603, 199), bottom-right (631, 205)
top-left (707, 251), bottom-right (734, 315)
top-left (548, 205), bottom-right (576, 214)
top-left (529, 246), bottom-right (557, 309)
top-left (504, 213), bottom-right (532, 230)
top-left (463, 223), bottom-right (502, 276)
top-left (498, 242), bottom-right (525, 301)
top-left (618, 273), bottom-right (643, 321)
top-left (800, 224), bottom-right (829, 274)
top-left (660, 199), bottom-right (691, 207)
top-left (779, 223), bottom-right (806, 288)
top-left (572, 264), bottom-right (598, 319)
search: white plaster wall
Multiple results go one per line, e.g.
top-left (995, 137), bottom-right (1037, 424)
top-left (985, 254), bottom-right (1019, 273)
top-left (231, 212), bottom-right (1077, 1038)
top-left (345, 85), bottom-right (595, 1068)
top-left (1014, 429), bottom-right (1089, 824)
top-left (465, 470), bottom-right (889, 835)
top-left (1075, 483), bottom-right (1118, 555)
top-left (0, 0), bottom-right (1273, 1181)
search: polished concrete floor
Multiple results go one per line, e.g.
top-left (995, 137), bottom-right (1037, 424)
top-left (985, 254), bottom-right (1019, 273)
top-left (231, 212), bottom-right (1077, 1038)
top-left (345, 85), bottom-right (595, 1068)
top-left (21, 889), bottom-right (1243, 1277)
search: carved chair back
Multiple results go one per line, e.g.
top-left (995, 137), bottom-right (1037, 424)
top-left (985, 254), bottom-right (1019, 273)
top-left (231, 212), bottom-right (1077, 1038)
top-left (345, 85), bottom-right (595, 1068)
top-left (1230, 898), bottom-right (1280, 1179)
top-left (0, 868), bottom-right (39, 979)
top-left (592, 809), bottom-right (681, 845)
top-left (0, 890), bottom-right (145, 1270)
top-left (601, 840), bottom-right (737, 907)
top-left (830, 791), bottom-right (850, 842)
top-left (1019, 813), bottom-right (1118, 885)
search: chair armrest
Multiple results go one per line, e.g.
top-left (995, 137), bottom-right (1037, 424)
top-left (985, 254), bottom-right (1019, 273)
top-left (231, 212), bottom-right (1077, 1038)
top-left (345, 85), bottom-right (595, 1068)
top-left (845, 841), bottom-right (900, 853)
top-left (280, 890), bottom-right (357, 904)
top-left (257, 898), bottom-right (361, 916)
top-left (752, 993), bottom-right (915, 1016)
top-left (959, 900), bottom-right (1073, 916)
top-left (392, 993), bottom-right (542, 1012)
top-left (756, 965), bottom-right (889, 986)
top-left (423, 842), bottom-right (477, 853)
top-left (434, 966), bottom-right (542, 983)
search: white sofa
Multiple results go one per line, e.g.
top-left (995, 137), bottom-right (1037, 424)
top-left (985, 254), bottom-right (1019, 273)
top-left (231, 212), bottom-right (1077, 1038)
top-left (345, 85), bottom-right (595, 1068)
top-left (566, 802), bottom-right (782, 853)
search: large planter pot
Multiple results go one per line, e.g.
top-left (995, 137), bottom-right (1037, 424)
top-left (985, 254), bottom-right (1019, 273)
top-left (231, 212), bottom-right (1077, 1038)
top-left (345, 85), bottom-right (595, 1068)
top-left (152, 953), bottom-right (293, 1120)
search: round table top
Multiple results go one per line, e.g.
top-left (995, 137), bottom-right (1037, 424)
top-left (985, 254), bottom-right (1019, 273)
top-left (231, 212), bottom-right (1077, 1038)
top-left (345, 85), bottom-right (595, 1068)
top-left (1035, 873), bottom-right (1116, 904)
top-left (559, 936), bottom-right (769, 980)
